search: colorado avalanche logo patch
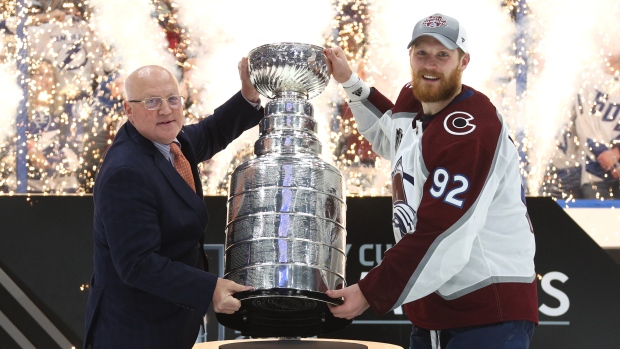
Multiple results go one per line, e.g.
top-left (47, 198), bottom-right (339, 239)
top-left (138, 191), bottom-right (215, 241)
top-left (443, 111), bottom-right (476, 136)
top-left (422, 15), bottom-right (448, 29)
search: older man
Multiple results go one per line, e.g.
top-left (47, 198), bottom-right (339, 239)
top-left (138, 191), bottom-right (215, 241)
top-left (84, 60), bottom-right (262, 349)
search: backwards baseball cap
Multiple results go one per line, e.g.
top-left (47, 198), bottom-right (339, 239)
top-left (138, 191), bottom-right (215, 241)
top-left (407, 13), bottom-right (469, 53)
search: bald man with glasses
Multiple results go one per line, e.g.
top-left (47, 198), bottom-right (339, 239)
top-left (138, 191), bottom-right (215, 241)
top-left (83, 61), bottom-right (263, 349)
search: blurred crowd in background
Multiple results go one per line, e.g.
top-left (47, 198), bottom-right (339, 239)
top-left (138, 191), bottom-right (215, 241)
top-left (0, 0), bottom-right (206, 193)
top-left (0, 0), bottom-right (619, 200)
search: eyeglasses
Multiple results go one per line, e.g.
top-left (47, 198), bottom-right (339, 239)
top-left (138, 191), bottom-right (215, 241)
top-left (128, 95), bottom-right (185, 110)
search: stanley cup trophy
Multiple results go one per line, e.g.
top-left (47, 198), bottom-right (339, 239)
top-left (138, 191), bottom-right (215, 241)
top-left (215, 43), bottom-right (351, 338)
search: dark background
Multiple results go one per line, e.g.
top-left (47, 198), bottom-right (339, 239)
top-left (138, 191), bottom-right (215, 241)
top-left (0, 196), bottom-right (619, 348)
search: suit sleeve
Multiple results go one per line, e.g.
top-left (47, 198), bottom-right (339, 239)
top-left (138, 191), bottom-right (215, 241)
top-left (185, 91), bottom-right (264, 162)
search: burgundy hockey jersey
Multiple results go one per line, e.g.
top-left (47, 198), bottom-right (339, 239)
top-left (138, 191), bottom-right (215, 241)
top-left (343, 78), bottom-right (538, 330)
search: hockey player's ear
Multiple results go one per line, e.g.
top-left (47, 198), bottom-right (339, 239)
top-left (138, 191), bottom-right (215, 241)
top-left (459, 52), bottom-right (470, 72)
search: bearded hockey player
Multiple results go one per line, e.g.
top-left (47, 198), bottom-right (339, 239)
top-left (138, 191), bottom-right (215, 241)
top-left (324, 13), bottom-right (538, 349)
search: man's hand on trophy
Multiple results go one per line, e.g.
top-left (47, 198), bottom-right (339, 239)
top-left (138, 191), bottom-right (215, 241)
top-left (326, 284), bottom-right (370, 320)
top-left (324, 47), bottom-right (353, 84)
top-left (238, 57), bottom-right (260, 104)
top-left (212, 278), bottom-right (254, 314)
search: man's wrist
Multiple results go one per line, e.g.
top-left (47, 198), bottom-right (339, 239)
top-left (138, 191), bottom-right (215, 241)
top-left (242, 93), bottom-right (261, 110)
top-left (342, 73), bottom-right (370, 102)
top-left (342, 73), bottom-right (359, 88)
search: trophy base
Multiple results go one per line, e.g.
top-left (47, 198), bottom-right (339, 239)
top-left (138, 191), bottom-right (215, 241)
top-left (219, 339), bottom-right (367, 349)
top-left (215, 288), bottom-right (352, 338)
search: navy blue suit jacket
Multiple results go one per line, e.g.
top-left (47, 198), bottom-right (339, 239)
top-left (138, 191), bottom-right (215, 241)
top-left (84, 92), bottom-right (263, 349)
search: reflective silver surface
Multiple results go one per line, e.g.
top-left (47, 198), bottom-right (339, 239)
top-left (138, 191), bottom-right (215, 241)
top-left (224, 43), bottom-right (347, 299)
top-left (248, 43), bottom-right (329, 99)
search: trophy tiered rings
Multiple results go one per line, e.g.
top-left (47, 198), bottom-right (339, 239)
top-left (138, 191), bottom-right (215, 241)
top-left (215, 43), bottom-right (350, 337)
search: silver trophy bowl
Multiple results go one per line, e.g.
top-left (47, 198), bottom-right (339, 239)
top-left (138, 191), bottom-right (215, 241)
top-left (216, 43), bottom-right (350, 337)
top-left (248, 42), bottom-right (330, 99)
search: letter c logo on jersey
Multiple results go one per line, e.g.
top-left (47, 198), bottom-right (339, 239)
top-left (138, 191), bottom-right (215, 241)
top-left (443, 112), bottom-right (476, 136)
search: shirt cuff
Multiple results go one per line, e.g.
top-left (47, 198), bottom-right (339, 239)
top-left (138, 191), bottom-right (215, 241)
top-left (342, 73), bottom-right (371, 102)
top-left (243, 95), bottom-right (262, 110)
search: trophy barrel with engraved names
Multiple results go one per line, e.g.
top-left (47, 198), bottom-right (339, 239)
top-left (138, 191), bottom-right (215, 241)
top-left (215, 43), bottom-right (351, 338)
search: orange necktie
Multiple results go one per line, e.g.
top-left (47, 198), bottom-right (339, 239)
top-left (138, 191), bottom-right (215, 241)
top-left (170, 142), bottom-right (196, 192)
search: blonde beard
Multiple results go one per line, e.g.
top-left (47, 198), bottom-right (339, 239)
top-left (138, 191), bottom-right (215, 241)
top-left (411, 66), bottom-right (462, 103)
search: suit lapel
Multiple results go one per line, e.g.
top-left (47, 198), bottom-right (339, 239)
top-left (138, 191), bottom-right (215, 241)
top-left (126, 123), bottom-right (208, 227)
